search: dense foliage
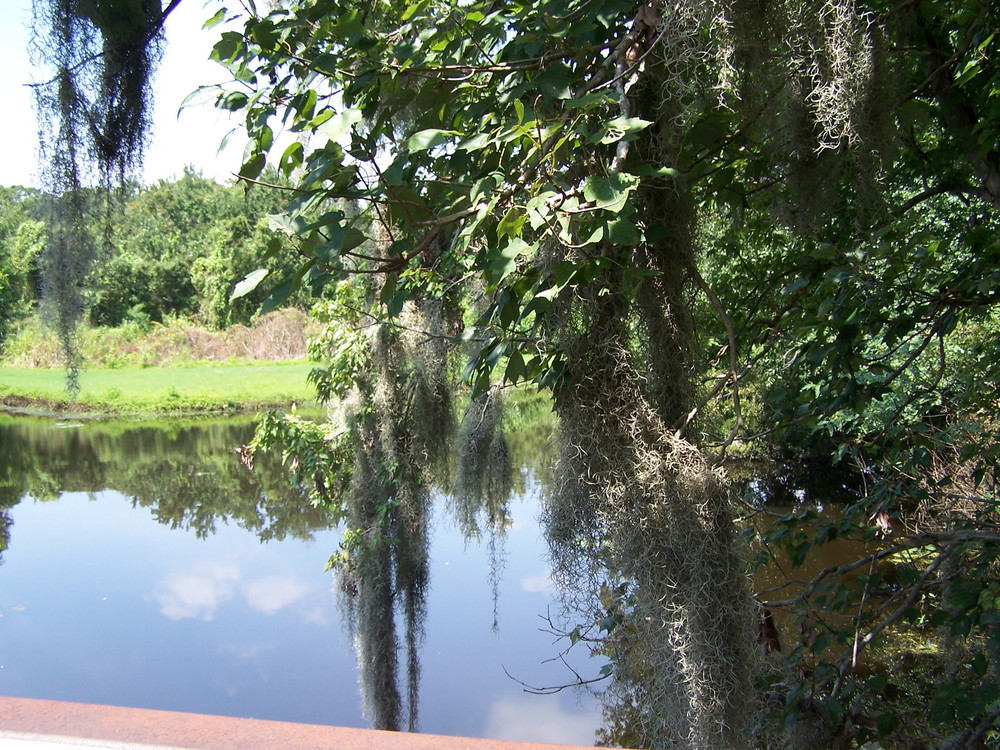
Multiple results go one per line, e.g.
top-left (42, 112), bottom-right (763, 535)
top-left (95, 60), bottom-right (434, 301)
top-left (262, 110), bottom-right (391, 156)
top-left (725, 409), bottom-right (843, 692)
top-left (0, 187), bottom-right (46, 344)
top-left (88, 168), bottom-right (310, 328)
top-left (21, 0), bottom-right (1000, 747)
top-left (212, 0), bottom-right (999, 746)
top-left (0, 170), bottom-right (311, 346)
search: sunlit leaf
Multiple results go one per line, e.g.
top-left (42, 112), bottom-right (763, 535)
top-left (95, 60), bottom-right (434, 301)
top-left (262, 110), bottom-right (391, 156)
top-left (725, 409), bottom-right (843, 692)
top-left (407, 129), bottom-right (455, 151)
top-left (231, 268), bottom-right (269, 300)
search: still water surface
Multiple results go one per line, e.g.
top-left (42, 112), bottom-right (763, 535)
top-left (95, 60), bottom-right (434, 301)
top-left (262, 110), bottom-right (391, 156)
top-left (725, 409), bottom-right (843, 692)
top-left (0, 415), bottom-right (601, 744)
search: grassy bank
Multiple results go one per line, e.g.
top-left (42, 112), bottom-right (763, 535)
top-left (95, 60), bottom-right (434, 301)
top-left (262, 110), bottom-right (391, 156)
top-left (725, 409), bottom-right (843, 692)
top-left (0, 361), bottom-right (318, 416)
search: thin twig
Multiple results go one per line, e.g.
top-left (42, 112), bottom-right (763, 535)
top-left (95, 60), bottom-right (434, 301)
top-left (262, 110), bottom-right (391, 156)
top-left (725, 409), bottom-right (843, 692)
top-left (677, 261), bottom-right (742, 456)
top-left (501, 665), bottom-right (609, 695)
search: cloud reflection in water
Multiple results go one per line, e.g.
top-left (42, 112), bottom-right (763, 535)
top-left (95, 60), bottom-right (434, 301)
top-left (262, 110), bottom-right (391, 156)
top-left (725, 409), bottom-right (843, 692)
top-left (151, 563), bottom-right (240, 621)
top-left (243, 575), bottom-right (309, 615)
top-left (151, 566), bottom-right (312, 620)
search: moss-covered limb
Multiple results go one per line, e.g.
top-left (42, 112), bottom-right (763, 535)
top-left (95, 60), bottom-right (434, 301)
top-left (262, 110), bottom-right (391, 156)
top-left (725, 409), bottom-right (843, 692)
top-left (545, 278), bottom-right (758, 750)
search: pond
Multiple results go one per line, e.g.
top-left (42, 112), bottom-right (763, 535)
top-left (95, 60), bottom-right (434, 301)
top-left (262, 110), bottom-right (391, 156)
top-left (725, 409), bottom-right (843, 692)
top-left (0, 414), bottom-right (602, 745)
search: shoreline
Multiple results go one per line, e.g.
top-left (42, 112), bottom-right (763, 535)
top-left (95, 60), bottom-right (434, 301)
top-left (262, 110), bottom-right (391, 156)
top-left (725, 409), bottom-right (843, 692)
top-left (0, 394), bottom-right (314, 420)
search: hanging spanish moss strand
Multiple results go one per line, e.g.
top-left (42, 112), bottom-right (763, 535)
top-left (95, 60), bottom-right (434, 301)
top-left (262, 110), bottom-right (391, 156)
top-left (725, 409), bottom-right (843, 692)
top-left (333, 321), bottom-right (434, 732)
top-left (719, 0), bottom-right (893, 230)
top-left (453, 389), bottom-right (514, 538)
top-left (540, 3), bottom-right (895, 746)
top-left (373, 321), bottom-right (432, 734)
top-left (453, 388), bottom-right (514, 630)
top-left (332, 223), bottom-right (457, 732)
top-left (30, 0), bottom-right (166, 391)
top-left (545, 275), bottom-right (758, 749)
top-left (337, 427), bottom-right (404, 731)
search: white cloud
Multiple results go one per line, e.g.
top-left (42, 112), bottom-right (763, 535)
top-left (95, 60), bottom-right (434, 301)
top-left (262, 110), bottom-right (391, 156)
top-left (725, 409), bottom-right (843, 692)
top-left (483, 696), bottom-right (601, 746)
top-left (520, 568), bottom-right (553, 593)
top-left (242, 575), bottom-right (309, 615)
top-left (151, 563), bottom-right (240, 621)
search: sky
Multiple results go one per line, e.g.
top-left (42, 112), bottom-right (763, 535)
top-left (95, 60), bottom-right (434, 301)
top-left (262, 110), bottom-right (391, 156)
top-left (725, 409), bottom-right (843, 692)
top-left (0, 0), bottom-right (248, 188)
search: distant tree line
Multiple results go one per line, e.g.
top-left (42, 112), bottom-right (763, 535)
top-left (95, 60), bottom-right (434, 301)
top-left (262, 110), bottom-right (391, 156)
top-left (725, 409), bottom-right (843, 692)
top-left (0, 167), bottom-right (310, 347)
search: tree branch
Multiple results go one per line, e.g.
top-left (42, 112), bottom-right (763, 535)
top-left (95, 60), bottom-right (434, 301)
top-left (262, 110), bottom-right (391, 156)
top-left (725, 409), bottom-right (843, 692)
top-left (29, 0), bottom-right (187, 89)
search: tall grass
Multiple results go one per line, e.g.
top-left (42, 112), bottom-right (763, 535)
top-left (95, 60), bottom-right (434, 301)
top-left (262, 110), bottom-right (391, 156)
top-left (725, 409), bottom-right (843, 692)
top-left (1, 309), bottom-right (318, 369)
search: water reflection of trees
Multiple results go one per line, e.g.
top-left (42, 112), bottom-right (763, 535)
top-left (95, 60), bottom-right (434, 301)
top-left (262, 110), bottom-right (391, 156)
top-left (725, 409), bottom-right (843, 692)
top-left (0, 415), bottom-right (332, 560)
top-left (0, 407), bottom-right (799, 747)
top-left (1, 395), bottom-right (555, 734)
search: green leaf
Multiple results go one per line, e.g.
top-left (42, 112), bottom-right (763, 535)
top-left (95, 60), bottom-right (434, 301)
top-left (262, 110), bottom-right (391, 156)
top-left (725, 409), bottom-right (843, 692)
top-left (380, 273), bottom-right (398, 306)
top-left (262, 261), bottom-right (311, 314)
top-left (238, 153), bottom-right (266, 181)
top-left (407, 129), bottom-right (455, 151)
top-left (251, 19), bottom-right (278, 50)
top-left (565, 91), bottom-right (612, 110)
top-left (497, 207), bottom-right (526, 239)
top-left (567, 627), bottom-right (581, 646)
top-left (268, 212), bottom-right (310, 236)
top-left (954, 59), bottom-right (981, 87)
top-left (231, 268), bottom-right (269, 300)
top-left (599, 613), bottom-right (620, 632)
top-left (971, 650), bottom-right (988, 677)
top-left (782, 277), bottom-right (809, 295)
top-left (578, 224), bottom-right (604, 245)
top-left (489, 239), bottom-right (533, 282)
top-left (211, 31), bottom-right (243, 63)
top-left (582, 173), bottom-right (638, 213)
top-left (261, 279), bottom-right (293, 315)
top-left (484, 339), bottom-right (508, 369)
top-left (323, 226), bottom-right (367, 259)
top-left (385, 290), bottom-right (407, 317)
top-left (458, 132), bottom-right (492, 151)
top-left (513, 98), bottom-right (525, 124)
top-left (527, 201), bottom-right (557, 230)
top-left (596, 116), bottom-right (652, 144)
top-left (279, 142), bottom-right (304, 177)
top-left (607, 217), bottom-right (640, 246)
top-left (504, 350), bottom-right (526, 383)
top-left (203, 7), bottom-right (226, 29)
top-left (313, 54), bottom-right (342, 76)
top-left (340, 227), bottom-right (366, 253)
top-left (316, 108), bottom-right (363, 141)
top-left (401, 0), bottom-right (429, 20)
top-left (218, 91), bottom-right (249, 111)
top-left (874, 711), bottom-right (900, 737)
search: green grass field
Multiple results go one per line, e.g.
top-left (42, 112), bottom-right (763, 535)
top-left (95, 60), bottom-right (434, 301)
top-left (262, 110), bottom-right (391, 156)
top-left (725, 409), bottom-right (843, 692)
top-left (0, 361), bottom-right (319, 416)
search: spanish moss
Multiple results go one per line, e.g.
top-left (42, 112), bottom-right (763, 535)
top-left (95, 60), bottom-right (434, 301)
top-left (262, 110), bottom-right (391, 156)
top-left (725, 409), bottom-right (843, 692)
top-left (453, 387), bottom-right (514, 629)
top-left (328, 229), bottom-right (458, 730)
top-left (30, 0), bottom-right (169, 391)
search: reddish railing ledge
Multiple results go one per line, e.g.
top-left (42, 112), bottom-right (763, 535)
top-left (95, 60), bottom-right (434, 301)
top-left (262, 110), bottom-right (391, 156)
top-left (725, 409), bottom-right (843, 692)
top-left (0, 696), bottom-right (596, 750)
